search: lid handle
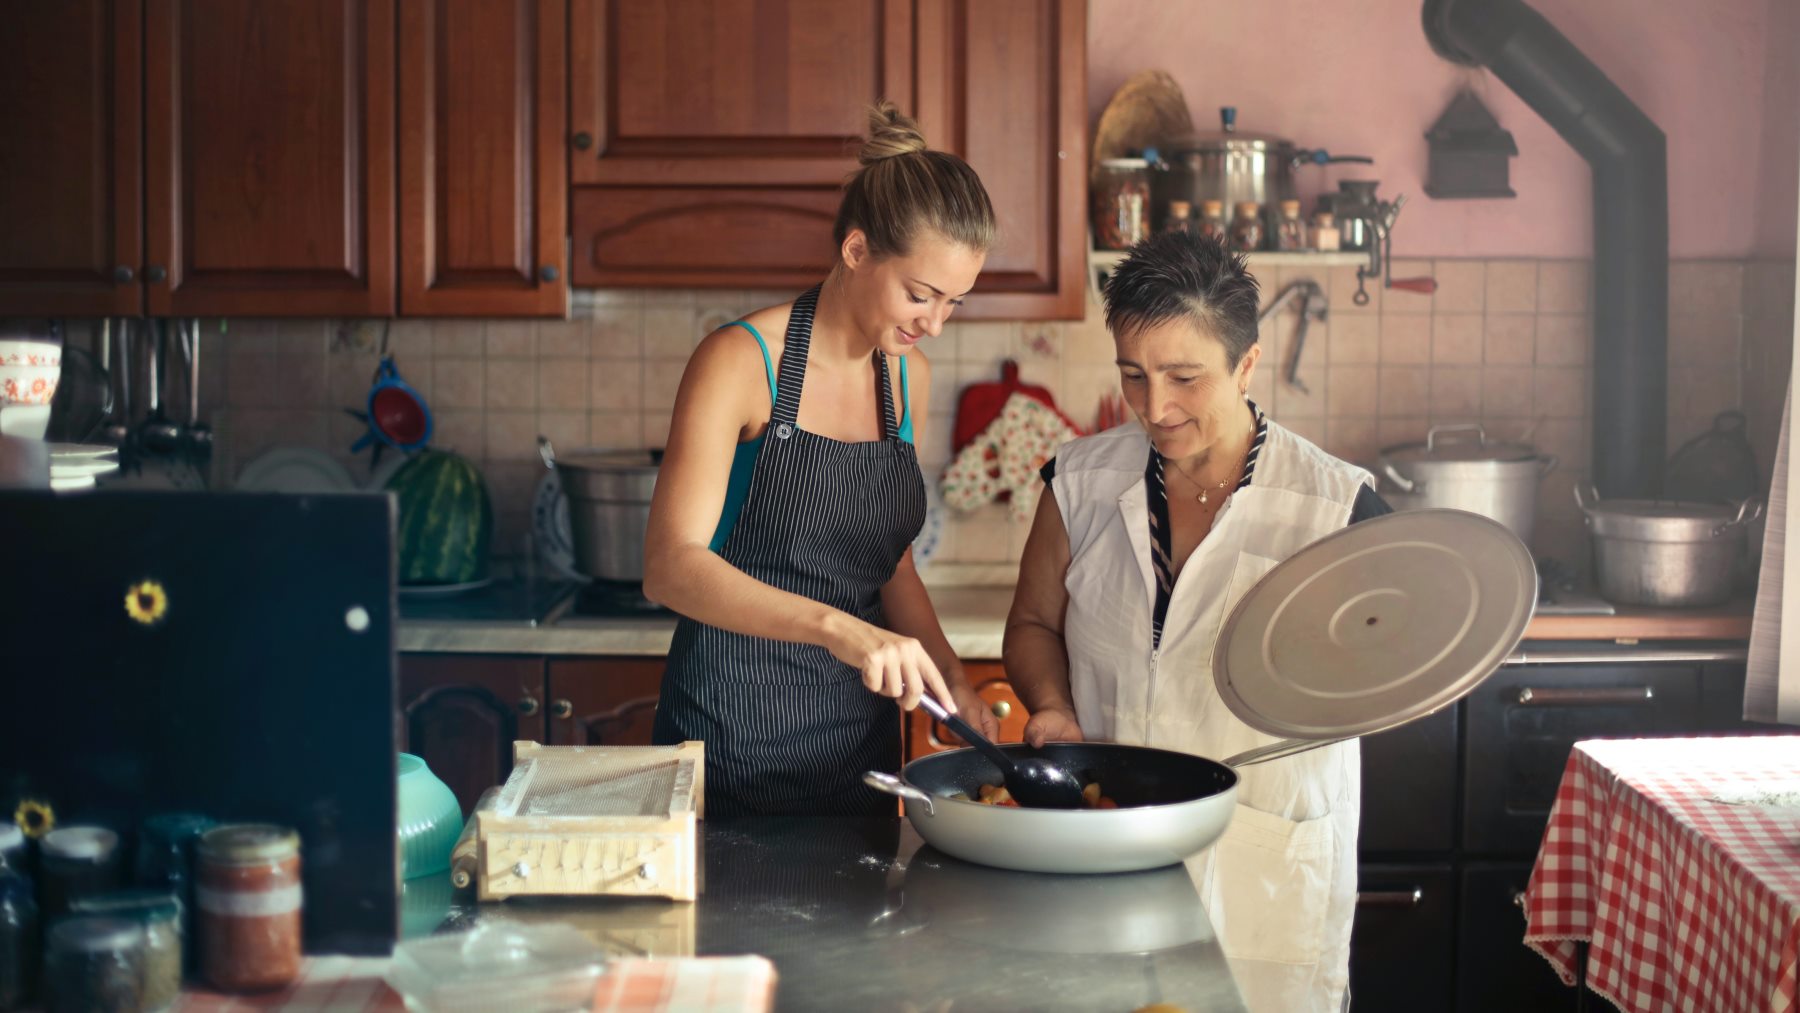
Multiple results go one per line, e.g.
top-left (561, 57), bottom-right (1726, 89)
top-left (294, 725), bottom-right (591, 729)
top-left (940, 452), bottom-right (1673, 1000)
top-left (1714, 497), bottom-right (1765, 537)
top-left (1425, 423), bottom-right (1486, 453)
top-left (1220, 106), bottom-right (1237, 133)
top-left (537, 435), bottom-right (556, 471)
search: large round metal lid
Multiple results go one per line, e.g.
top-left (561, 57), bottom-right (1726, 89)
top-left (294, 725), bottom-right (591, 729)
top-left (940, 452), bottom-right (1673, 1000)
top-left (1214, 509), bottom-right (1536, 740)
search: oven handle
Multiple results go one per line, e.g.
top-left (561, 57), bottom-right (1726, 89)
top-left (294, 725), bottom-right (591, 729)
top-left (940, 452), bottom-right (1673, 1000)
top-left (1505, 647), bottom-right (1746, 666)
top-left (1517, 685), bottom-right (1654, 706)
top-left (1356, 888), bottom-right (1424, 908)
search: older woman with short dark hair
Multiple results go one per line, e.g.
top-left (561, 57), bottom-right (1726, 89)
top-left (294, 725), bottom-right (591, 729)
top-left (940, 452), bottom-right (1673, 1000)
top-left (1004, 232), bottom-right (1389, 1012)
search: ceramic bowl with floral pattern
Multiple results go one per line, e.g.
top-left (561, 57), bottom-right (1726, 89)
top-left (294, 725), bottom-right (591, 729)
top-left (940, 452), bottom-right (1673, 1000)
top-left (0, 339), bottom-right (60, 367)
top-left (1, 364), bottom-right (60, 405)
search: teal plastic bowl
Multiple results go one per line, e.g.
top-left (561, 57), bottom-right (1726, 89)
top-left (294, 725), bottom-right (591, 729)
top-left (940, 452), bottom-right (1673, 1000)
top-left (397, 753), bottom-right (462, 880)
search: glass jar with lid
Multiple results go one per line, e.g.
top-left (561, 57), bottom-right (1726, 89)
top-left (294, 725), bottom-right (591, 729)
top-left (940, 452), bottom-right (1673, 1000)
top-left (72, 890), bottom-right (183, 1011)
top-left (1229, 201), bottom-right (1264, 252)
top-left (1275, 199), bottom-right (1307, 251)
top-left (1091, 158), bottom-right (1151, 250)
top-left (45, 916), bottom-right (145, 1013)
top-left (1195, 199), bottom-right (1228, 240)
top-left (136, 811), bottom-right (214, 971)
top-left (198, 824), bottom-right (303, 992)
top-left (39, 826), bottom-right (123, 918)
top-left (1161, 200), bottom-right (1194, 235)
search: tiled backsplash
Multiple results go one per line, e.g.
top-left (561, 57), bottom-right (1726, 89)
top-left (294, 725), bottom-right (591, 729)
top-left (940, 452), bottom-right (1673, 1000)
top-left (183, 257), bottom-right (1793, 577)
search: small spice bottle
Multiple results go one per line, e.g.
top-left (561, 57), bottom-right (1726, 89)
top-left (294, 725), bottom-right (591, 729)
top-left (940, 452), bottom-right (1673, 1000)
top-left (39, 826), bottom-right (123, 918)
top-left (44, 916), bottom-right (145, 1013)
top-left (1195, 199), bottom-right (1228, 240)
top-left (198, 824), bottom-right (303, 992)
top-left (1313, 211), bottom-right (1341, 251)
top-left (136, 811), bottom-right (215, 971)
top-left (0, 861), bottom-right (37, 1011)
top-left (1162, 200), bottom-right (1194, 235)
top-left (72, 890), bottom-right (183, 1012)
top-left (1275, 199), bottom-right (1308, 251)
top-left (1229, 201), bottom-right (1264, 252)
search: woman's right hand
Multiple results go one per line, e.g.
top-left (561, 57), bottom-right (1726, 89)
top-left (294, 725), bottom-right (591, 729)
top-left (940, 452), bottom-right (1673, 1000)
top-left (826, 616), bottom-right (952, 713)
top-left (1023, 706), bottom-right (1084, 749)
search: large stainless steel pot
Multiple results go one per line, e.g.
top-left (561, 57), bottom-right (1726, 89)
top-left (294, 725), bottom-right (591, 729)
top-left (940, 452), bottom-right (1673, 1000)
top-left (541, 440), bottom-right (659, 582)
top-left (1377, 424), bottom-right (1556, 544)
top-left (1152, 106), bottom-right (1371, 237)
top-left (1575, 486), bottom-right (1762, 607)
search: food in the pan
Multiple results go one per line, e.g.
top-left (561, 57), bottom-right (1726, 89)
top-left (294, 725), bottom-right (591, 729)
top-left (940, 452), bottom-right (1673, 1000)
top-left (951, 782), bottom-right (1117, 808)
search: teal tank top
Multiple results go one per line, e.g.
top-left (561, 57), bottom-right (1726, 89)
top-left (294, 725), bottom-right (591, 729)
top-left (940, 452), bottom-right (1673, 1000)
top-left (708, 320), bottom-right (913, 551)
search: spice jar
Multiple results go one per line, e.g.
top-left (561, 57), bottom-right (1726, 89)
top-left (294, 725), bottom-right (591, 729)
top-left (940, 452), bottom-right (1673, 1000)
top-left (0, 862), bottom-right (36, 1011)
top-left (1091, 158), bottom-right (1151, 250)
top-left (1195, 199), bottom-right (1228, 241)
top-left (1313, 211), bottom-right (1341, 251)
top-left (136, 811), bottom-right (214, 971)
top-left (1229, 201), bottom-right (1264, 252)
top-left (39, 826), bottom-right (122, 918)
top-left (45, 916), bottom-right (144, 1013)
top-left (198, 824), bottom-right (303, 991)
top-left (1162, 200), bottom-right (1194, 235)
top-left (72, 890), bottom-right (183, 1012)
top-left (1275, 199), bottom-right (1307, 251)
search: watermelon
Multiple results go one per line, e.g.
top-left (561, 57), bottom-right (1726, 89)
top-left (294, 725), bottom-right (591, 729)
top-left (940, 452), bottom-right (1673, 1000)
top-left (386, 450), bottom-right (493, 585)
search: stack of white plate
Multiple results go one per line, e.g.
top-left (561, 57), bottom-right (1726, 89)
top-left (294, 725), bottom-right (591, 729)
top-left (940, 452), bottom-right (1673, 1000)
top-left (48, 442), bottom-right (120, 492)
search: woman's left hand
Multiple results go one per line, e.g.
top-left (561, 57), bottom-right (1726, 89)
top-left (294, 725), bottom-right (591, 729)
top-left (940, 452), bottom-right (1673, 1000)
top-left (940, 677), bottom-right (1001, 744)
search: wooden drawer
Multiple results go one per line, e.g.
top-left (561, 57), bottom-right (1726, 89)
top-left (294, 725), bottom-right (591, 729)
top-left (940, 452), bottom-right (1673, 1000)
top-left (1455, 862), bottom-right (1577, 1012)
top-left (1350, 863), bottom-right (1455, 1013)
top-left (1463, 663), bottom-right (1704, 856)
top-left (1359, 703), bottom-right (1459, 856)
top-left (905, 662), bottom-right (1029, 760)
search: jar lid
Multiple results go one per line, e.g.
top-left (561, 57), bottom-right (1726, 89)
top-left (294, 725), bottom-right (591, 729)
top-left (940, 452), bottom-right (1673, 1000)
top-left (1099, 157), bottom-right (1149, 169)
top-left (1201, 199), bottom-right (1224, 213)
top-left (41, 825), bottom-right (119, 861)
top-left (1314, 211), bottom-right (1336, 224)
top-left (1168, 200), bottom-right (1192, 214)
top-left (142, 811), bottom-right (217, 845)
top-left (1235, 201), bottom-right (1260, 215)
top-left (0, 823), bottom-right (22, 852)
top-left (71, 888), bottom-right (182, 924)
top-left (50, 916), bottom-right (145, 954)
top-left (200, 824), bottom-right (300, 864)
top-left (1279, 199), bottom-right (1301, 213)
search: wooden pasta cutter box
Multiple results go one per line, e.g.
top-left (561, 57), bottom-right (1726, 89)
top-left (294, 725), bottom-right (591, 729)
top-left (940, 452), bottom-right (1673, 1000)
top-left (473, 740), bottom-right (703, 902)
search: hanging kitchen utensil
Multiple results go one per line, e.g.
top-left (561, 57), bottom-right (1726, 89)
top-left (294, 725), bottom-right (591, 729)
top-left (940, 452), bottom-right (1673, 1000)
top-left (347, 322), bottom-right (433, 471)
top-left (952, 360), bottom-right (1072, 453)
top-left (137, 320), bottom-right (182, 455)
top-left (1665, 410), bottom-right (1760, 504)
top-left (45, 344), bottom-right (113, 444)
top-left (1258, 280), bottom-right (1327, 394)
top-left (1340, 187), bottom-right (1438, 305)
top-left (180, 319), bottom-right (213, 481)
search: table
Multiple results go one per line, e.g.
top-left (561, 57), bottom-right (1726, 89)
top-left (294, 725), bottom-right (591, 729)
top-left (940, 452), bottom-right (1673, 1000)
top-left (1523, 736), bottom-right (1800, 1012)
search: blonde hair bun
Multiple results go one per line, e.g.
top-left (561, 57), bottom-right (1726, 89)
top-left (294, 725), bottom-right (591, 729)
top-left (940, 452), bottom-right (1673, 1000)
top-left (858, 100), bottom-right (929, 165)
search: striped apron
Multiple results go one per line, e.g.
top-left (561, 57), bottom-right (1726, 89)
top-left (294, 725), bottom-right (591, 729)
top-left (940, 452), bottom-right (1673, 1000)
top-left (652, 285), bottom-right (926, 817)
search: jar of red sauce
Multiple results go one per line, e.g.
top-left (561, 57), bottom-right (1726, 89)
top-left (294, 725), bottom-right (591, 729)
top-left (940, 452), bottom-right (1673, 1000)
top-left (196, 824), bottom-right (302, 991)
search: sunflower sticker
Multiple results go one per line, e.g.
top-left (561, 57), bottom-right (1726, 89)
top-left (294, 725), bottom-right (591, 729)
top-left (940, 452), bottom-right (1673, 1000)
top-left (125, 580), bottom-right (169, 626)
top-left (14, 799), bottom-right (54, 839)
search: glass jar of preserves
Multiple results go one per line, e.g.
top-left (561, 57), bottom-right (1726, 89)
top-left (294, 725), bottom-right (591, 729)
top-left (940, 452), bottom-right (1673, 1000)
top-left (1162, 200), bottom-right (1194, 235)
top-left (1229, 201), bottom-right (1264, 252)
top-left (39, 826), bottom-right (122, 918)
top-left (1195, 199), bottom-right (1228, 241)
top-left (1090, 158), bottom-right (1151, 250)
top-left (44, 916), bottom-right (144, 1013)
top-left (198, 825), bottom-right (303, 992)
top-left (72, 891), bottom-right (183, 1011)
top-left (136, 811), bottom-right (214, 972)
top-left (1275, 199), bottom-right (1307, 251)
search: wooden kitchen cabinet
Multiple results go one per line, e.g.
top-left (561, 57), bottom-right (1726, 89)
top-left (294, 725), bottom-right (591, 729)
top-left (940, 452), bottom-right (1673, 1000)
top-left (0, 0), bottom-right (144, 316)
top-left (546, 657), bottom-right (665, 746)
top-left (1350, 864), bottom-right (1457, 1013)
top-left (905, 661), bottom-right (1029, 759)
top-left (397, 0), bottom-right (567, 316)
top-left (568, 0), bottom-right (1086, 319)
top-left (143, 0), bottom-right (396, 316)
top-left (398, 654), bottom-right (546, 815)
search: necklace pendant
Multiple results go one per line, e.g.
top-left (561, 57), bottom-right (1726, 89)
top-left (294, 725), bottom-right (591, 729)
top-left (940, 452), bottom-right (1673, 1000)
top-left (1198, 490), bottom-right (1209, 504)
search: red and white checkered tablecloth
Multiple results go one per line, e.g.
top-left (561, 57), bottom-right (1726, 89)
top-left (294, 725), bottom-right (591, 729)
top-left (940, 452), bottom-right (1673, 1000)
top-left (1523, 736), bottom-right (1800, 1013)
top-left (172, 954), bottom-right (776, 1012)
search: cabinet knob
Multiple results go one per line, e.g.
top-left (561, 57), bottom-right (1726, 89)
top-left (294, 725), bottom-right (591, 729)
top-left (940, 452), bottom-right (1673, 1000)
top-left (113, 265), bottom-right (134, 284)
top-left (144, 265), bottom-right (167, 284)
top-left (517, 696), bottom-right (540, 716)
top-left (990, 700), bottom-right (1012, 720)
top-left (539, 264), bottom-right (559, 283)
top-left (551, 698), bottom-right (573, 719)
top-left (572, 131), bottom-right (593, 151)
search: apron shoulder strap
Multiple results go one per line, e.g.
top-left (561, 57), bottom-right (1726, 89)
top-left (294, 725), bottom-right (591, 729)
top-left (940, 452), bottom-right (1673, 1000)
top-left (771, 286), bottom-right (820, 430)
top-left (874, 351), bottom-right (901, 441)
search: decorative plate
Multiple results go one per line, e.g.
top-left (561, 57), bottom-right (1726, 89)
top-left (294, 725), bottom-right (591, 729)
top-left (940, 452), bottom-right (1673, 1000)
top-left (235, 448), bottom-right (358, 494)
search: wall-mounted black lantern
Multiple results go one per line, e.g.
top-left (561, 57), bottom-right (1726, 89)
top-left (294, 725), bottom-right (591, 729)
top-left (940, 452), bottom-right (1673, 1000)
top-left (1424, 90), bottom-right (1518, 198)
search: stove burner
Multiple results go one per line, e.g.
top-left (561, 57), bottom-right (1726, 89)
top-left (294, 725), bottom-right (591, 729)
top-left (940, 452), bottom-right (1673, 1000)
top-left (570, 579), bottom-right (675, 618)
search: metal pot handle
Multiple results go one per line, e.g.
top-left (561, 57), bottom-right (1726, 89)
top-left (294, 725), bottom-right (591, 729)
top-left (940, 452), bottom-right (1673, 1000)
top-left (1425, 423), bottom-right (1486, 453)
top-left (1573, 483), bottom-right (1600, 515)
top-left (1714, 497), bottom-right (1765, 537)
top-left (1377, 455), bottom-right (1417, 493)
top-left (863, 771), bottom-right (934, 816)
top-left (1538, 454), bottom-right (1560, 478)
top-left (537, 435), bottom-right (556, 471)
top-left (1222, 737), bottom-right (1349, 768)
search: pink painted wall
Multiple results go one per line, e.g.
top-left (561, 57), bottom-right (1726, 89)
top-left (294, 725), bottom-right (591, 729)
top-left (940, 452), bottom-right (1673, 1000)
top-left (1088, 0), bottom-right (1799, 259)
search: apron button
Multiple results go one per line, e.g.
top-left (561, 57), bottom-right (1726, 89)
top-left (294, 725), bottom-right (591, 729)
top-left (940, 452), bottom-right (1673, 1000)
top-left (776, 423), bottom-right (793, 440)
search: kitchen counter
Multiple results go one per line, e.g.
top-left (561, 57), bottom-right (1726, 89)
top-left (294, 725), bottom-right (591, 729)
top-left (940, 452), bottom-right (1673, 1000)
top-left (397, 584), bottom-right (1754, 657)
top-left (414, 818), bottom-right (1247, 1013)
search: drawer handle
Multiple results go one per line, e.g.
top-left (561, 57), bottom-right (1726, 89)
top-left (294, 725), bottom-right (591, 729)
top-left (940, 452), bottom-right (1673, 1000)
top-left (1356, 888), bottom-right (1423, 908)
top-left (1513, 891), bottom-right (1527, 909)
top-left (991, 700), bottom-right (1012, 720)
top-left (1517, 686), bottom-right (1654, 706)
top-left (551, 698), bottom-right (574, 720)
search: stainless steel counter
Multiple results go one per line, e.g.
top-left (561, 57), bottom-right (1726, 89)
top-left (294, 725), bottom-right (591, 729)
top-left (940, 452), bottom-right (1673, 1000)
top-left (407, 818), bottom-right (1247, 1013)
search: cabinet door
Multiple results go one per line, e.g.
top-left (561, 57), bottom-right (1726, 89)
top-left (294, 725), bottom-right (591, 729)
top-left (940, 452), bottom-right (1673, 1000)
top-left (0, 0), bottom-right (143, 316)
top-left (1456, 862), bottom-right (1578, 1012)
top-left (905, 661), bottom-right (1029, 760)
top-left (399, 655), bottom-right (546, 815)
top-left (1463, 662), bottom-right (1704, 855)
top-left (398, 0), bottom-right (566, 316)
top-left (546, 658), bottom-right (664, 746)
top-left (1359, 703), bottom-right (1459, 856)
top-left (144, 0), bottom-right (395, 316)
top-left (1350, 863), bottom-right (1455, 1013)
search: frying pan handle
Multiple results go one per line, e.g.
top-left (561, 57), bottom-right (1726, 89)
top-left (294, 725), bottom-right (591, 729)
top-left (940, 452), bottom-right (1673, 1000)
top-left (1222, 737), bottom-right (1348, 768)
top-left (863, 771), bottom-right (934, 816)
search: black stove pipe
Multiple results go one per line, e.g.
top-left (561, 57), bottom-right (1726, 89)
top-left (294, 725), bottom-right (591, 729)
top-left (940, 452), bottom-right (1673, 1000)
top-left (1424, 0), bottom-right (1668, 498)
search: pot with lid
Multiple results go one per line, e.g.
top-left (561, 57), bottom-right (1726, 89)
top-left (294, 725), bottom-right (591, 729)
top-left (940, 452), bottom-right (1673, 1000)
top-left (540, 438), bottom-right (659, 583)
top-left (1575, 486), bottom-right (1762, 607)
top-left (1377, 424), bottom-right (1557, 544)
top-left (1151, 106), bottom-right (1372, 242)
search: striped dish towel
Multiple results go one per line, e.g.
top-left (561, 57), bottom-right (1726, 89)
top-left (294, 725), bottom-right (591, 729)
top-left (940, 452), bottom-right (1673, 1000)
top-left (175, 955), bottom-right (777, 1012)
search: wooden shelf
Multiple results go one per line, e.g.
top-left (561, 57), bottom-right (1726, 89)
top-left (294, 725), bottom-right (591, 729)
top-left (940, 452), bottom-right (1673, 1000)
top-left (1088, 247), bottom-right (1366, 296)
